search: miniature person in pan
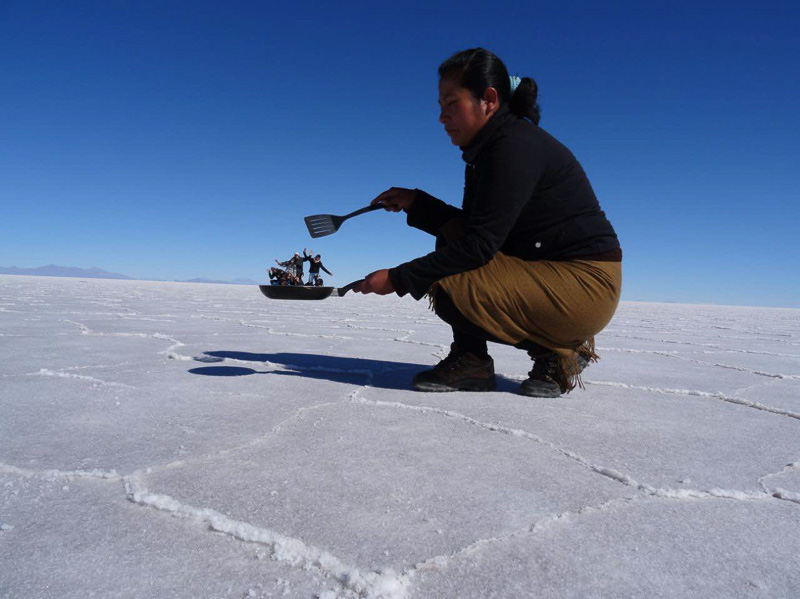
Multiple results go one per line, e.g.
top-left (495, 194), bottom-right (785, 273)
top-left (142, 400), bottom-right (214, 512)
top-left (275, 250), bottom-right (306, 283)
top-left (303, 249), bottom-right (333, 286)
top-left (268, 267), bottom-right (283, 285)
top-left (269, 266), bottom-right (301, 286)
top-left (354, 48), bottom-right (622, 397)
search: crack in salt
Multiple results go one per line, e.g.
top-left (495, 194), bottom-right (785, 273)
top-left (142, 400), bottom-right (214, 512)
top-left (758, 461), bottom-right (800, 503)
top-left (237, 319), bottom-right (352, 340)
top-left (123, 470), bottom-right (410, 598)
top-left (586, 380), bottom-right (800, 421)
top-left (349, 396), bottom-right (646, 491)
top-left (60, 318), bottom-right (190, 362)
top-left (348, 396), bottom-right (800, 509)
top-left (597, 346), bottom-right (800, 379)
top-left (135, 403), bottom-right (349, 480)
top-left (409, 496), bottom-right (638, 578)
top-left (0, 462), bottom-right (121, 481)
top-left (0, 458), bottom-right (406, 597)
top-left (27, 368), bottom-right (136, 389)
top-left (404, 485), bottom-right (789, 581)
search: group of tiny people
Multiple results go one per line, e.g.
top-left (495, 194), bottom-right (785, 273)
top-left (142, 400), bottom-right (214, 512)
top-left (269, 248), bottom-right (332, 287)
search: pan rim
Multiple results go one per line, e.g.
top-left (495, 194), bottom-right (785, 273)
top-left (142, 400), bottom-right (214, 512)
top-left (258, 284), bottom-right (335, 300)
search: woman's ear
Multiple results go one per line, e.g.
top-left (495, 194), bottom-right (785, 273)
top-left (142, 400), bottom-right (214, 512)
top-left (482, 86), bottom-right (499, 117)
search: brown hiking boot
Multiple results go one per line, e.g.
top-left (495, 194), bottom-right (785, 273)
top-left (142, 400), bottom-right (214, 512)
top-left (520, 351), bottom-right (591, 398)
top-left (413, 343), bottom-right (496, 392)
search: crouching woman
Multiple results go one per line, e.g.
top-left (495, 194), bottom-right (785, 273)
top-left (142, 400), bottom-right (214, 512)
top-left (354, 48), bottom-right (622, 397)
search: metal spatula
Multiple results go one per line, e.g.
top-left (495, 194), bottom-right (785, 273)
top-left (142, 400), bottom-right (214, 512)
top-left (304, 203), bottom-right (382, 239)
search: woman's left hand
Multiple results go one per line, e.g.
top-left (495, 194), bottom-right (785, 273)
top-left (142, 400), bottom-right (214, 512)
top-left (354, 269), bottom-right (395, 295)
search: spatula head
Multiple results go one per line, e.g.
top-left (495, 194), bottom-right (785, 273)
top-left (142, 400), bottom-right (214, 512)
top-left (304, 214), bottom-right (341, 239)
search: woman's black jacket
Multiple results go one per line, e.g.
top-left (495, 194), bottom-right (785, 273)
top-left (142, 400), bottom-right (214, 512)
top-left (388, 105), bottom-right (621, 300)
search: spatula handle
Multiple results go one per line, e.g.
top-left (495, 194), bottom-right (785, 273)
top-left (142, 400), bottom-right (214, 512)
top-left (343, 203), bottom-right (383, 220)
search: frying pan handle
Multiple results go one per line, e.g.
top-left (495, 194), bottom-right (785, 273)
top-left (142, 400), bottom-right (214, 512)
top-left (337, 279), bottom-right (365, 296)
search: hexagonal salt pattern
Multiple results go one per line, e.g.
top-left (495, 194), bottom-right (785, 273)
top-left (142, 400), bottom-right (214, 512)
top-left (2, 275), bottom-right (798, 598)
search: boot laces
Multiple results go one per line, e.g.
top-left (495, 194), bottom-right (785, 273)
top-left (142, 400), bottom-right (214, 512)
top-left (530, 355), bottom-right (559, 382)
top-left (434, 345), bottom-right (467, 373)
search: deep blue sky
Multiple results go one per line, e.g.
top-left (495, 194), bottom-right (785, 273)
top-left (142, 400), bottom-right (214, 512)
top-left (1, 1), bottom-right (798, 307)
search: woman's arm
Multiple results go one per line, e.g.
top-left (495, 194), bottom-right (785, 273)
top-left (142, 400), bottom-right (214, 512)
top-left (372, 187), bottom-right (462, 238)
top-left (405, 190), bottom-right (463, 238)
top-left (390, 137), bottom-right (542, 300)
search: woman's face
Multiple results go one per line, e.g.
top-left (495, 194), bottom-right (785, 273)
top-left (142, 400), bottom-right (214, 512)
top-left (438, 77), bottom-right (497, 146)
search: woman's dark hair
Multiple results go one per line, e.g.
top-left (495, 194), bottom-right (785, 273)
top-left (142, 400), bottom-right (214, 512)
top-left (438, 48), bottom-right (540, 125)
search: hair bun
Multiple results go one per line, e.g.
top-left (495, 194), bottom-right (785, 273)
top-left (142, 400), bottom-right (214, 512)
top-left (509, 76), bottom-right (541, 125)
top-left (520, 77), bottom-right (538, 103)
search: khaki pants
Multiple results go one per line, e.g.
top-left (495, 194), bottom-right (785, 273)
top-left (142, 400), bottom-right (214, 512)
top-left (433, 249), bottom-right (622, 390)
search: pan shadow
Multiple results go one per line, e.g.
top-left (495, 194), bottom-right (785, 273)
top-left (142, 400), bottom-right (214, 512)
top-left (188, 351), bottom-right (520, 393)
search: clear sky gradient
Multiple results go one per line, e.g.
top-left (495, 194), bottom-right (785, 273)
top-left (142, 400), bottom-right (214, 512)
top-left (1, 1), bottom-right (798, 307)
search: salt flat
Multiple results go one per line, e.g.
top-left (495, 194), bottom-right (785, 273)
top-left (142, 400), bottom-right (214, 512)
top-left (1, 274), bottom-right (799, 598)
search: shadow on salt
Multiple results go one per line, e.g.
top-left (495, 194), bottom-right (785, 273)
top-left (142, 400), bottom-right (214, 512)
top-left (188, 351), bottom-right (520, 392)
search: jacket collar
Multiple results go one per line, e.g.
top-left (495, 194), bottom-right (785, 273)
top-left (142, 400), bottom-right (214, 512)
top-left (460, 103), bottom-right (511, 165)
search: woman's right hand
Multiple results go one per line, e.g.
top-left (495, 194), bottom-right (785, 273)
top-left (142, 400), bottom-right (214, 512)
top-left (372, 187), bottom-right (416, 212)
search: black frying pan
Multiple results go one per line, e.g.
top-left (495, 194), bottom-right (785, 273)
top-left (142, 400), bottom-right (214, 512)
top-left (259, 279), bottom-right (364, 300)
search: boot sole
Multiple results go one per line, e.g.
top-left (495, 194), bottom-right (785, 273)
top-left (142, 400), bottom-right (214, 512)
top-left (519, 381), bottom-right (562, 398)
top-left (414, 377), bottom-right (497, 392)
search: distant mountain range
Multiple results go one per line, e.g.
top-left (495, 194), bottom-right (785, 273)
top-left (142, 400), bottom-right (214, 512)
top-left (0, 265), bottom-right (256, 286)
top-left (0, 264), bottom-right (133, 280)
